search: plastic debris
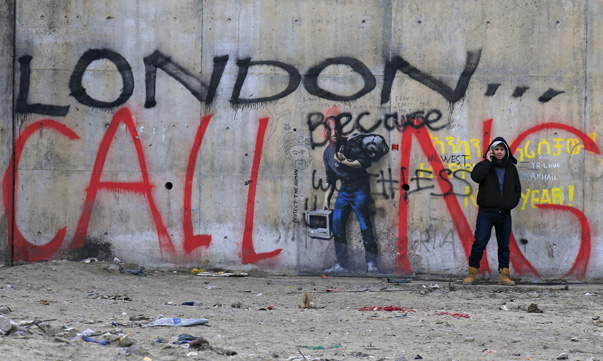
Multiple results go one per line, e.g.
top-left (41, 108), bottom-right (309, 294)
top-left (0, 315), bottom-right (19, 335)
top-left (82, 335), bottom-right (110, 346)
top-left (142, 317), bottom-right (209, 327)
top-left (173, 334), bottom-right (202, 344)
top-left (121, 266), bottom-right (146, 276)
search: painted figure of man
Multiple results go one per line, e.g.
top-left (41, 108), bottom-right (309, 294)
top-left (463, 137), bottom-right (521, 286)
top-left (322, 116), bottom-right (379, 273)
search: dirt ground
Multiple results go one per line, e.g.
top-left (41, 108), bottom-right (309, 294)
top-left (0, 260), bottom-right (602, 361)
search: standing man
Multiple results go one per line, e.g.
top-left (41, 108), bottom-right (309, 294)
top-left (463, 137), bottom-right (521, 286)
top-left (322, 116), bottom-right (379, 274)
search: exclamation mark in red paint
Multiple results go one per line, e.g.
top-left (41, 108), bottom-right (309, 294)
top-left (568, 185), bottom-right (574, 206)
top-left (241, 117), bottom-right (283, 264)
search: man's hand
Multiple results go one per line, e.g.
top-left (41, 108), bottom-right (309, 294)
top-left (335, 153), bottom-right (362, 168)
top-left (486, 150), bottom-right (493, 162)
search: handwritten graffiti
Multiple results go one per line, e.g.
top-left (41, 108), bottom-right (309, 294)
top-left (4, 108), bottom-right (282, 264)
top-left (485, 83), bottom-right (565, 102)
top-left (306, 109), bottom-right (444, 149)
top-left (520, 185), bottom-right (574, 210)
top-left (71, 108), bottom-right (175, 254)
top-left (415, 228), bottom-right (455, 253)
top-left (405, 167), bottom-right (473, 198)
top-left (183, 114), bottom-right (213, 253)
top-left (16, 46), bottom-right (569, 117)
top-left (292, 169), bottom-right (300, 224)
top-left (375, 168), bottom-right (399, 200)
top-left (312, 167), bottom-right (404, 201)
top-left (514, 134), bottom-right (598, 160)
top-left (426, 133), bottom-right (594, 162)
top-left (240, 116), bottom-right (284, 264)
top-left (17, 48), bottom-right (490, 116)
top-left (6, 109), bottom-right (599, 279)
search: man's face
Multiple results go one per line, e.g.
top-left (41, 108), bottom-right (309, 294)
top-left (325, 118), bottom-right (339, 144)
top-left (289, 145), bottom-right (310, 169)
top-left (493, 144), bottom-right (506, 160)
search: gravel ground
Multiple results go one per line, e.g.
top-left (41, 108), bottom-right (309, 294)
top-left (0, 260), bottom-right (602, 361)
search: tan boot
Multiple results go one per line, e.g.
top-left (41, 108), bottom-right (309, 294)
top-left (498, 268), bottom-right (515, 286)
top-left (462, 266), bottom-right (479, 285)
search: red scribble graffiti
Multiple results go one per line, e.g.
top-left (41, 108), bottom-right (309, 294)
top-left (482, 118), bottom-right (492, 154)
top-left (510, 123), bottom-right (600, 155)
top-left (4, 109), bottom-right (598, 277)
top-left (508, 123), bottom-right (599, 279)
top-left (536, 204), bottom-right (590, 280)
top-left (398, 122), bottom-right (485, 274)
top-left (183, 114), bottom-right (213, 253)
top-left (2, 120), bottom-right (79, 262)
top-left (71, 108), bottom-right (175, 254)
top-left (5, 108), bottom-right (283, 264)
top-left (397, 128), bottom-right (413, 274)
top-left (241, 117), bottom-right (283, 264)
top-left (507, 232), bottom-right (540, 277)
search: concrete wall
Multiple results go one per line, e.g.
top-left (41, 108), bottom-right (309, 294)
top-left (1, 0), bottom-right (602, 279)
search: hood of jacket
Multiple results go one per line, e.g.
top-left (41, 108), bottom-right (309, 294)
top-left (483, 136), bottom-right (517, 165)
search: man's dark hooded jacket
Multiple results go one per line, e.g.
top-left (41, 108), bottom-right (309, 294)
top-left (470, 137), bottom-right (521, 211)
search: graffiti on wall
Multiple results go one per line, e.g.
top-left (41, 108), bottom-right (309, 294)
top-left (5, 46), bottom-right (598, 279)
top-left (17, 48), bottom-right (566, 118)
top-left (4, 108), bottom-right (283, 264)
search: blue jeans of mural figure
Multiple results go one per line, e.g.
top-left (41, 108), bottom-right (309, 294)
top-left (468, 210), bottom-right (512, 270)
top-left (332, 183), bottom-right (378, 269)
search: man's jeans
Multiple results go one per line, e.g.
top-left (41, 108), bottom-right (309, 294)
top-left (468, 209), bottom-right (512, 270)
top-left (333, 182), bottom-right (378, 268)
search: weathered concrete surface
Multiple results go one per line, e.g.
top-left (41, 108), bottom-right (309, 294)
top-left (1, 1), bottom-right (603, 279)
top-left (0, 0), bottom-right (14, 264)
